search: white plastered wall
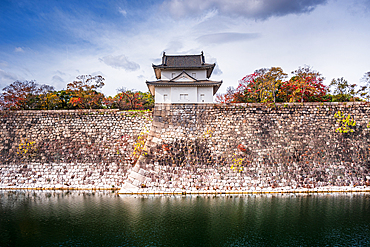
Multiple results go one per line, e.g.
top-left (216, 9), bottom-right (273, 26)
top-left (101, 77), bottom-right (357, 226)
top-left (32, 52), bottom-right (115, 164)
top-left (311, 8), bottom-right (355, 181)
top-left (155, 87), bottom-right (171, 103)
top-left (171, 87), bottom-right (197, 103)
top-left (155, 86), bottom-right (214, 103)
top-left (197, 87), bottom-right (213, 103)
top-left (161, 70), bottom-right (207, 80)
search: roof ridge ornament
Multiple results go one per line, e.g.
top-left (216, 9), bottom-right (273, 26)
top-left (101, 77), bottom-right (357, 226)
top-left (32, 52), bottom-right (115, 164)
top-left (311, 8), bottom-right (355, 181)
top-left (201, 51), bottom-right (205, 64)
top-left (162, 51), bottom-right (166, 65)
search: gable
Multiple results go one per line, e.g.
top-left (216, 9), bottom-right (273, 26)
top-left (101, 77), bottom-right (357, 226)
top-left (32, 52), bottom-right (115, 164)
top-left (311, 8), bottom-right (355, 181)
top-left (171, 71), bottom-right (197, 82)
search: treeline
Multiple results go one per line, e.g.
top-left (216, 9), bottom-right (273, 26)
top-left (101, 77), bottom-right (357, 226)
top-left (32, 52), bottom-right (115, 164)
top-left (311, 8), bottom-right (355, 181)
top-left (0, 75), bottom-right (154, 110)
top-left (216, 66), bottom-right (370, 103)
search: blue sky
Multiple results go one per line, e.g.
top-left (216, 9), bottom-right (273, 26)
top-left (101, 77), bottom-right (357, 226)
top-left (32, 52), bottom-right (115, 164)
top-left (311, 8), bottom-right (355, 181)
top-left (1, 0), bottom-right (370, 96)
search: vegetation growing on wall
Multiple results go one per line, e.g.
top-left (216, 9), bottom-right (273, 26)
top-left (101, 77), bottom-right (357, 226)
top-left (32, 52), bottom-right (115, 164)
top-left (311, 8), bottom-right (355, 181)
top-left (17, 139), bottom-right (37, 162)
top-left (334, 111), bottom-right (356, 133)
top-left (131, 129), bottom-right (149, 165)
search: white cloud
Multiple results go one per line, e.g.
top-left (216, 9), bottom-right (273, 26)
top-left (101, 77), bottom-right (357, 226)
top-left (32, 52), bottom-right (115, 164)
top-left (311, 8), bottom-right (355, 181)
top-left (99, 55), bottom-right (140, 71)
top-left (196, 32), bottom-right (260, 45)
top-left (118, 7), bottom-right (127, 16)
top-left (14, 47), bottom-right (24, 52)
top-left (161, 0), bottom-right (328, 20)
top-left (213, 64), bottom-right (222, 76)
top-left (52, 75), bottom-right (64, 83)
top-left (205, 55), bottom-right (222, 76)
top-left (164, 40), bottom-right (184, 54)
top-left (0, 69), bottom-right (18, 81)
top-left (0, 69), bottom-right (20, 89)
top-left (54, 70), bottom-right (67, 76)
top-left (2, 0), bottom-right (369, 98)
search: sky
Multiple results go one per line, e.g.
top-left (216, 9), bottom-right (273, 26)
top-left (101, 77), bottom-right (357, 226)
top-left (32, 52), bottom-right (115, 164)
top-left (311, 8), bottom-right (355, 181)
top-left (0, 0), bottom-right (370, 96)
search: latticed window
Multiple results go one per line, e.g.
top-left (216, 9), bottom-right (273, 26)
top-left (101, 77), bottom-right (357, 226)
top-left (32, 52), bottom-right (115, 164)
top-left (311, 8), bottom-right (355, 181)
top-left (180, 94), bottom-right (188, 100)
top-left (200, 94), bottom-right (205, 102)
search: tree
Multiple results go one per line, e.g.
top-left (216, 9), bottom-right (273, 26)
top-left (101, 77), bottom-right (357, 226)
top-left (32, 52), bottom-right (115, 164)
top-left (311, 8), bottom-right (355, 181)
top-left (361, 71), bottom-right (370, 101)
top-left (66, 75), bottom-right (105, 109)
top-left (215, 86), bottom-right (235, 103)
top-left (115, 88), bottom-right (144, 110)
top-left (283, 65), bottom-right (327, 103)
top-left (138, 91), bottom-right (154, 109)
top-left (329, 77), bottom-right (351, 102)
top-left (330, 77), bottom-right (366, 102)
top-left (55, 90), bottom-right (75, 109)
top-left (348, 84), bottom-right (367, 102)
top-left (233, 71), bottom-right (260, 103)
top-left (37, 91), bottom-right (63, 110)
top-left (0, 80), bottom-right (55, 110)
top-left (219, 67), bottom-right (287, 103)
top-left (117, 88), bottom-right (142, 110)
top-left (261, 67), bottom-right (288, 103)
top-left (103, 88), bottom-right (154, 110)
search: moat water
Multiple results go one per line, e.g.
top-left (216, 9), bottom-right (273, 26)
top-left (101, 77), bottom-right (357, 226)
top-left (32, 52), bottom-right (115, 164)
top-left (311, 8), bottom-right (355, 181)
top-left (0, 191), bottom-right (369, 246)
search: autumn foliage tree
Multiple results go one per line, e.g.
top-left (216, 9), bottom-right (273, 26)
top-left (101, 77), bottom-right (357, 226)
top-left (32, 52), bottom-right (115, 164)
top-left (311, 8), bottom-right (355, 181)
top-left (0, 75), bottom-right (155, 110)
top-left (215, 86), bottom-right (236, 103)
top-left (104, 88), bottom-right (154, 110)
top-left (280, 66), bottom-right (328, 103)
top-left (66, 75), bottom-right (105, 109)
top-left (217, 67), bottom-right (287, 103)
top-left (0, 80), bottom-right (55, 110)
top-left (216, 65), bottom-right (332, 104)
top-left (253, 67), bottom-right (287, 103)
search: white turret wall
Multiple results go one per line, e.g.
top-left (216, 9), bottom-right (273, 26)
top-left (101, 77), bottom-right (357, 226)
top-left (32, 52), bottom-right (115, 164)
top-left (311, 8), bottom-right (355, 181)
top-left (161, 70), bottom-right (207, 80)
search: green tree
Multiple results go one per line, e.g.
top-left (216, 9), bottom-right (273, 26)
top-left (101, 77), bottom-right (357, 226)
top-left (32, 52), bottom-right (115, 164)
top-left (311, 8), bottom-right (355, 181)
top-left (329, 77), bottom-right (352, 102)
top-left (55, 90), bottom-right (74, 109)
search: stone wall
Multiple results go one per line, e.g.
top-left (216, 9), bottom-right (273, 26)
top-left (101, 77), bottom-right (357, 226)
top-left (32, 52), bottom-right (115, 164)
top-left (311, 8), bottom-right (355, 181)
top-left (0, 109), bottom-right (152, 164)
top-left (1, 163), bottom-right (125, 189)
top-left (131, 102), bottom-right (370, 190)
top-left (2, 103), bottom-right (370, 190)
top-left (0, 109), bottom-right (152, 188)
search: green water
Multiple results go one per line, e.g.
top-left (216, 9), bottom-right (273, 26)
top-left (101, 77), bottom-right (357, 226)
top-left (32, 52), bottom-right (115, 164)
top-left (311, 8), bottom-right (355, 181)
top-left (0, 191), bottom-right (369, 246)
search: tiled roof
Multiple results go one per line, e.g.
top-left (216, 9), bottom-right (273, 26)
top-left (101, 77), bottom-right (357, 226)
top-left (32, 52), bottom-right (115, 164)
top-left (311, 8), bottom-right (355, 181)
top-left (152, 52), bottom-right (216, 79)
top-left (153, 52), bottom-right (214, 69)
top-left (165, 55), bottom-right (202, 67)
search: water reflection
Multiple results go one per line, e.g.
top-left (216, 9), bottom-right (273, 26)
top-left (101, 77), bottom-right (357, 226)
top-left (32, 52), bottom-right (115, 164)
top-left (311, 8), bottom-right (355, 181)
top-left (0, 191), bottom-right (369, 246)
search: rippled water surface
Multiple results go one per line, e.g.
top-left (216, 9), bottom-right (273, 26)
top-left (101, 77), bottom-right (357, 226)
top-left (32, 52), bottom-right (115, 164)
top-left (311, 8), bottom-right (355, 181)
top-left (0, 191), bottom-right (370, 246)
